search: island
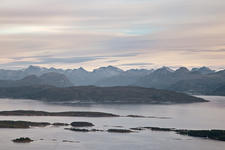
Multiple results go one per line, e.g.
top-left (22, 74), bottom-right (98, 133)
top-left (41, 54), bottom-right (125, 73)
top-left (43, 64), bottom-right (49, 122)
top-left (71, 121), bottom-right (94, 127)
top-left (176, 129), bottom-right (225, 141)
top-left (12, 137), bottom-right (33, 143)
top-left (0, 85), bottom-right (207, 104)
top-left (65, 128), bottom-right (103, 132)
top-left (2, 120), bottom-right (225, 142)
top-left (0, 110), bottom-right (119, 117)
top-left (0, 120), bottom-right (50, 128)
top-left (107, 129), bottom-right (133, 133)
top-left (129, 126), bottom-right (225, 142)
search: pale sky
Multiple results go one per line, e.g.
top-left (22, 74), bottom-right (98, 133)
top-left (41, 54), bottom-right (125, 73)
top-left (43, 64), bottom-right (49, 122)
top-left (0, 0), bottom-right (225, 70)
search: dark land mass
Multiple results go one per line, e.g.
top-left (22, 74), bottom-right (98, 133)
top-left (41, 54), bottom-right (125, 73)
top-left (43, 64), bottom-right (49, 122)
top-left (2, 120), bottom-right (225, 142)
top-left (126, 115), bottom-right (171, 119)
top-left (177, 129), bottom-right (225, 141)
top-left (107, 129), bottom-right (133, 133)
top-left (66, 128), bottom-right (133, 133)
top-left (65, 127), bottom-right (133, 133)
top-left (65, 128), bottom-right (104, 132)
top-left (0, 121), bottom-right (50, 128)
top-left (71, 121), bottom-right (94, 127)
top-left (143, 127), bottom-right (175, 131)
top-left (131, 126), bottom-right (225, 142)
top-left (0, 85), bottom-right (206, 104)
top-left (0, 110), bottom-right (172, 119)
top-left (65, 128), bottom-right (89, 132)
top-left (52, 122), bottom-right (69, 126)
top-left (12, 137), bottom-right (33, 143)
top-left (0, 110), bottom-right (118, 117)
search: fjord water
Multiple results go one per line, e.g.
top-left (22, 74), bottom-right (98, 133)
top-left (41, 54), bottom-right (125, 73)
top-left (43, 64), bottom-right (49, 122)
top-left (0, 96), bottom-right (225, 150)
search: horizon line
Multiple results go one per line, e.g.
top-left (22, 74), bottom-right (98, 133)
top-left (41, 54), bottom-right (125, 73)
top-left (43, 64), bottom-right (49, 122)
top-left (0, 65), bottom-right (223, 72)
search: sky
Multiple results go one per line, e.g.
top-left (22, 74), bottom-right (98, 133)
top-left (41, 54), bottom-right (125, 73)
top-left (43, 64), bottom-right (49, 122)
top-left (0, 0), bottom-right (225, 70)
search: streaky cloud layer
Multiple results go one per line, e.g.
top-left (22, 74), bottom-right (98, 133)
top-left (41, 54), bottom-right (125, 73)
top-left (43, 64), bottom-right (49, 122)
top-left (0, 0), bottom-right (225, 70)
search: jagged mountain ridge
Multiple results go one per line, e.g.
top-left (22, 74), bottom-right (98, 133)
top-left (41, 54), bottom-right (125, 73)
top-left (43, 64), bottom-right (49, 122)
top-left (0, 72), bottom-right (73, 87)
top-left (0, 65), bottom-right (153, 86)
top-left (0, 65), bottom-right (224, 95)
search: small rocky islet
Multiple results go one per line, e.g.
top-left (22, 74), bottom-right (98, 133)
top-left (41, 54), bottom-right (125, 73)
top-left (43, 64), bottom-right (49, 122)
top-left (11, 129), bottom-right (224, 145)
top-left (12, 137), bottom-right (33, 143)
top-left (52, 122), bottom-right (70, 126)
top-left (0, 120), bottom-right (95, 129)
top-left (1, 112), bottom-right (224, 142)
top-left (65, 128), bottom-right (104, 132)
top-left (71, 121), bottom-right (94, 127)
top-left (107, 129), bottom-right (133, 133)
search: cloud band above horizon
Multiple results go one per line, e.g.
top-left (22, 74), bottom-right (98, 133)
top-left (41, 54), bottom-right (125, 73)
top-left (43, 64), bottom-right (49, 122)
top-left (0, 0), bottom-right (225, 70)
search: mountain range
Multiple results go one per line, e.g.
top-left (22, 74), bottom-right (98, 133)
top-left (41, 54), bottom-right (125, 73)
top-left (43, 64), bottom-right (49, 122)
top-left (0, 65), bottom-right (224, 95)
top-left (0, 72), bottom-right (73, 88)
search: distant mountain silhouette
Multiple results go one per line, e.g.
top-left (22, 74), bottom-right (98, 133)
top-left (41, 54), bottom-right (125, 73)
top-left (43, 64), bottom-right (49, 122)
top-left (211, 85), bottom-right (225, 96)
top-left (0, 65), bottom-right (224, 95)
top-left (0, 72), bottom-right (73, 87)
top-left (191, 67), bottom-right (215, 74)
top-left (168, 70), bottom-right (225, 94)
top-left (95, 69), bottom-right (154, 86)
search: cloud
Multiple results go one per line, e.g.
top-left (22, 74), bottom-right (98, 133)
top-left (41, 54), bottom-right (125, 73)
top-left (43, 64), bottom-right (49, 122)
top-left (0, 56), bottom-right (101, 69)
top-left (0, 52), bottom-right (142, 69)
top-left (105, 60), bottom-right (119, 63)
top-left (0, 0), bottom-right (225, 69)
top-left (12, 55), bottom-right (53, 60)
top-left (183, 49), bottom-right (225, 53)
top-left (104, 52), bottom-right (141, 58)
top-left (120, 63), bottom-right (154, 66)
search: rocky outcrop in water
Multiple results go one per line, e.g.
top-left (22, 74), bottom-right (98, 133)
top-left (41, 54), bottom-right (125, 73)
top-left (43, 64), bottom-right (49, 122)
top-left (0, 121), bottom-right (50, 128)
top-left (176, 129), bottom-right (225, 141)
top-left (107, 129), bottom-right (133, 133)
top-left (71, 122), bottom-right (94, 127)
top-left (12, 137), bottom-right (33, 143)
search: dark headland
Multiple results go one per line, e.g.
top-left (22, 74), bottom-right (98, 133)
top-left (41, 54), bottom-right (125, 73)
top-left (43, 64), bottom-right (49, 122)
top-left (0, 110), bottom-right (119, 117)
top-left (0, 85), bottom-right (206, 104)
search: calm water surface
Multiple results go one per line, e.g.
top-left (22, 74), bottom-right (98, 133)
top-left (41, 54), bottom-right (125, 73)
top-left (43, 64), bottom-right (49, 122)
top-left (0, 95), bottom-right (225, 150)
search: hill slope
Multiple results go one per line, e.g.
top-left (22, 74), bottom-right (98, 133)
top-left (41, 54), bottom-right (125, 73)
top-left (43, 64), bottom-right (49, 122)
top-left (211, 85), bottom-right (225, 96)
top-left (0, 86), bottom-right (206, 104)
